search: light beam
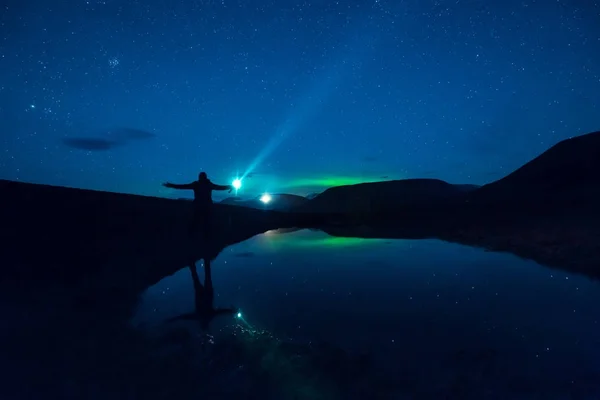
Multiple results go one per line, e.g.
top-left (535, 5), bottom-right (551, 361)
top-left (240, 29), bottom-right (379, 181)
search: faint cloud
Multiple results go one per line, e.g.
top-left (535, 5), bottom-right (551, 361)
top-left (63, 137), bottom-right (122, 151)
top-left (62, 127), bottom-right (156, 151)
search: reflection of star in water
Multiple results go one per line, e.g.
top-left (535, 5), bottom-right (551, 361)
top-left (108, 57), bottom-right (120, 68)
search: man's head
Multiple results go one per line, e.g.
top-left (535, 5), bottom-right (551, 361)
top-left (198, 172), bottom-right (208, 181)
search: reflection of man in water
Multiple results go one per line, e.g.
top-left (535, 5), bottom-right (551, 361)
top-left (166, 259), bottom-right (236, 330)
top-left (163, 172), bottom-right (233, 237)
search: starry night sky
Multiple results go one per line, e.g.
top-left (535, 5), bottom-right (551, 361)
top-left (1, 0), bottom-right (599, 199)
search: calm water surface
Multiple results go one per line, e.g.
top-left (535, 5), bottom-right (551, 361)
top-left (136, 229), bottom-right (600, 397)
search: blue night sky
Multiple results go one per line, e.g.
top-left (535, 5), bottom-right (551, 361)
top-left (1, 0), bottom-right (599, 199)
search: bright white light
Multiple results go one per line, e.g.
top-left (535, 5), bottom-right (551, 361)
top-left (232, 179), bottom-right (242, 190)
top-left (260, 193), bottom-right (272, 204)
top-left (236, 312), bottom-right (242, 318)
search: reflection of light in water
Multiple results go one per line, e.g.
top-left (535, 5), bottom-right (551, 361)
top-left (258, 229), bottom-right (390, 252)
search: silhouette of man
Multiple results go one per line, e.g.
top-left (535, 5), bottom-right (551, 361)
top-left (163, 172), bottom-right (233, 237)
top-left (165, 259), bottom-right (236, 330)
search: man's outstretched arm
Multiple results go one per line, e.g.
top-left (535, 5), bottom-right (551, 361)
top-left (164, 312), bottom-right (197, 323)
top-left (211, 183), bottom-right (233, 191)
top-left (163, 182), bottom-right (194, 189)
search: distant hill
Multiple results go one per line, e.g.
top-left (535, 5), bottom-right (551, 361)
top-left (298, 130), bottom-right (600, 214)
top-left (298, 179), bottom-right (471, 214)
top-left (220, 196), bottom-right (240, 205)
top-left (220, 193), bottom-right (309, 211)
top-left (470, 130), bottom-right (600, 207)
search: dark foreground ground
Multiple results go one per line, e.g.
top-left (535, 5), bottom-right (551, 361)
top-left (1, 179), bottom-right (600, 399)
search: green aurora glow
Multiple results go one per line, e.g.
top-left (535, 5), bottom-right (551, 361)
top-left (279, 175), bottom-right (397, 191)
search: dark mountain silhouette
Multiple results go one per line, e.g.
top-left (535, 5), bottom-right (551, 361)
top-left (455, 184), bottom-right (480, 192)
top-left (298, 130), bottom-right (600, 215)
top-left (469, 130), bottom-right (600, 209)
top-left (298, 179), bottom-right (471, 214)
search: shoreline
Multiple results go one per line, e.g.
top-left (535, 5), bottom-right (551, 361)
top-left (2, 178), bottom-right (598, 285)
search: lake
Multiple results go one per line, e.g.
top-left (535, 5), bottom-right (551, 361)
top-left (134, 229), bottom-right (600, 399)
